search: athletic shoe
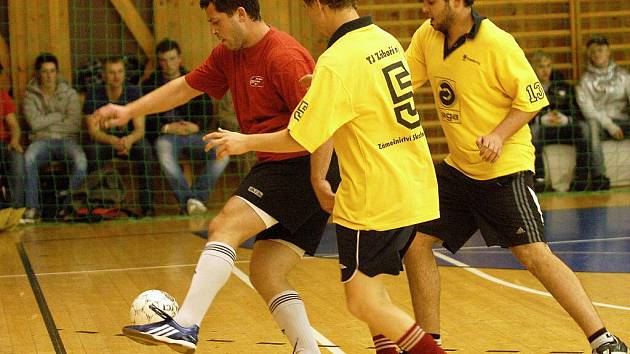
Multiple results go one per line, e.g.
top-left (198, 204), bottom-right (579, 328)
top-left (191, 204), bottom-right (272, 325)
top-left (122, 304), bottom-right (199, 354)
top-left (593, 335), bottom-right (628, 354)
top-left (19, 208), bottom-right (40, 224)
top-left (186, 199), bottom-right (207, 215)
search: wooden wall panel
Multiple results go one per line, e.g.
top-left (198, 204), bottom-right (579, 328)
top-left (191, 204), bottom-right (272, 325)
top-left (575, 0), bottom-right (630, 76)
top-left (7, 0), bottom-right (71, 105)
top-left (152, 0), bottom-right (217, 73)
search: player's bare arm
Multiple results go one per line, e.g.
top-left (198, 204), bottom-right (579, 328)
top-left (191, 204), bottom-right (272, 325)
top-left (204, 128), bottom-right (306, 160)
top-left (476, 108), bottom-right (538, 163)
top-left (310, 139), bottom-right (335, 213)
top-left (94, 76), bottom-right (203, 129)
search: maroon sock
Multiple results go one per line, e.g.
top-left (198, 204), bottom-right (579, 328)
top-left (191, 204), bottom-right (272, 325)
top-left (396, 325), bottom-right (446, 354)
top-left (373, 334), bottom-right (399, 354)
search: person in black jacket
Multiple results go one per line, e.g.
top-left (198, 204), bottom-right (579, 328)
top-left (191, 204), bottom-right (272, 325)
top-left (529, 51), bottom-right (596, 191)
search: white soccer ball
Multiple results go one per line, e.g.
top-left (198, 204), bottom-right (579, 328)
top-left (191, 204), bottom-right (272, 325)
top-left (129, 289), bottom-right (179, 325)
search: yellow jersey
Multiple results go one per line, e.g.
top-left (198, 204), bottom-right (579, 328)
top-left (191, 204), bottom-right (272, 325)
top-left (406, 12), bottom-right (549, 179)
top-left (288, 17), bottom-right (439, 231)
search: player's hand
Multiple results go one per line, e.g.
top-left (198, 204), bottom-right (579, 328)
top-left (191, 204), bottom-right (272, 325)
top-left (94, 103), bottom-right (132, 130)
top-left (311, 178), bottom-right (335, 213)
top-left (607, 124), bottom-right (624, 140)
top-left (476, 133), bottom-right (503, 163)
top-left (8, 139), bottom-right (23, 153)
top-left (120, 136), bottom-right (134, 151)
top-left (299, 74), bottom-right (313, 89)
top-left (203, 128), bottom-right (249, 159)
top-left (548, 112), bottom-right (562, 127)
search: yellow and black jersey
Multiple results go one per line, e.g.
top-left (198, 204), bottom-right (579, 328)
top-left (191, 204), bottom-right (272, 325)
top-left (406, 10), bottom-right (549, 180)
top-left (288, 17), bottom-right (439, 231)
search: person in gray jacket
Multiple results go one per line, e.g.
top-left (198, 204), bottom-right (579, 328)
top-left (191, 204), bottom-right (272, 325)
top-left (22, 53), bottom-right (87, 222)
top-left (576, 36), bottom-right (630, 190)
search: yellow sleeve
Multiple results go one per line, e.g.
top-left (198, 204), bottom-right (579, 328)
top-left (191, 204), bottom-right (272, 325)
top-left (288, 65), bottom-right (353, 153)
top-left (405, 21), bottom-right (430, 91)
top-left (495, 36), bottom-right (549, 112)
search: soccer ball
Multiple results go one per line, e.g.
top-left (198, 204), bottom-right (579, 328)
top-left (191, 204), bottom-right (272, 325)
top-left (129, 290), bottom-right (179, 325)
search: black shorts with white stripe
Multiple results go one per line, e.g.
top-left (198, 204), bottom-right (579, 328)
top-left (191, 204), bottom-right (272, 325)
top-left (235, 154), bottom-right (341, 256)
top-left (416, 162), bottom-right (545, 253)
top-left (336, 224), bottom-right (416, 283)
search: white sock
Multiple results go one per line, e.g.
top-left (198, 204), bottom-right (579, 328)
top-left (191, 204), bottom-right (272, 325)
top-left (269, 290), bottom-right (320, 354)
top-left (174, 241), bottom-right (236, 327)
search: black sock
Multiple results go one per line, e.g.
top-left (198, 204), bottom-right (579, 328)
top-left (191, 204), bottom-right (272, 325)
top-left (589, 327), bottom-right (615, 349)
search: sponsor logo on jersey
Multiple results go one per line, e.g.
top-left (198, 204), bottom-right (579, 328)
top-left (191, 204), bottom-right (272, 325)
top-left (436, 78), bottom-right (461, 124)
top-left (249, 75), bottom-right (264, 87)
top-left (293, 100), bottom-right (309, 121)
top-left (462, 54), bottom-right (481, 66)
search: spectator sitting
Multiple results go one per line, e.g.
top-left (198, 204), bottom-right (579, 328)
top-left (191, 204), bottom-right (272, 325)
top-left (22, 53), bottom-right (87, 223)
top-left (84, 56), bottom-right (156, 217)
top-left (576, 35), bottom-right (630, 190)
top-left (142, 39), bottom-right (228, 215)
top-left (0, 63), bottom-right (25, 209)
top-left (529, 51), bottom-right (596, 192)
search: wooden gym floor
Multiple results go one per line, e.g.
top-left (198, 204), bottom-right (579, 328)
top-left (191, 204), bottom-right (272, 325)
top-left (0, 190), bottom-right (628, 354)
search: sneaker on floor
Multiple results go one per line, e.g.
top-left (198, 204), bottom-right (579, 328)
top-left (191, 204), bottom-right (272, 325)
top-left (122, 305), bottom-right (199, 354)
top-left (590, 175), bottom-right (611, 191)
top-left (19, 208), bottom-right (40, 224)
top-left (186, 199), bottom-right (207, 215)
top-left (593, 335), bottom-right (628, 354)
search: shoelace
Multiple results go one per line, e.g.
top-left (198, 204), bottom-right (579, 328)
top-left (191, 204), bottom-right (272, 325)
top-left (149, 304), bottom-right (174, 321)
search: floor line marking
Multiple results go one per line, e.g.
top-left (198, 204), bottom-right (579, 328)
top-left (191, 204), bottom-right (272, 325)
top-left (433, 251), bottom-right (630, 311)
top-left (437, 236), bottom-right (630, 251)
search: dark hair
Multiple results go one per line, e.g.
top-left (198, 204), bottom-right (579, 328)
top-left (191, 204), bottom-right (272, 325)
top-left (302, 0), bottom-right (357, 9)
top-left (465, 0), bottom-right (474, 6)
top-left (103, 56), bottom-right (125, 67)
top-left (35, 52), bottom-right (58, 71)
top-left (586, 35), bottom-right (609, 48)
top-left (199, 0), bottom-right (262, 21)
top-left (156, 38), bottom-right (181, 55)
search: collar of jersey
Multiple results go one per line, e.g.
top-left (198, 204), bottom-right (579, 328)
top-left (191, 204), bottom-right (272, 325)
top-left (327, 16), bottom-right (373, 48)
top-left (442, 7), bottom-right (486, 59)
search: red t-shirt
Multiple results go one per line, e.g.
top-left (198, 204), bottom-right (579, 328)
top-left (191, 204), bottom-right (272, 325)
top-left (186, 27), bottom-right (313, 162)
top-left (0, 90), bottom-right (17, 143)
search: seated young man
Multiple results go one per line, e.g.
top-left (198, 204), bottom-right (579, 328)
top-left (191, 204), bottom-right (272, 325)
top-left (142, 39), bottom-right (228, 215)
top-left (529, 50), bottom-right (596, 192)
top-left (84, 56), bottom-right (156, 217)
top-left (22, 53), bottom-right (87, 222)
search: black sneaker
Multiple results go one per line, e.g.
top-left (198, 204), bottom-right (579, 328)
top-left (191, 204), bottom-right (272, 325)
top-left (593, 335), bottom-right (628, 354)
top-left (122, 305), bottom-right (199, 354)
top-left (590, 175), bottom-right (611, 191)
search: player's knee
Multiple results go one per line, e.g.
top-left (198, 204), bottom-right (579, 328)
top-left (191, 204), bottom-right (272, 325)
top-left (511, 242), bottom-right (552, 271)
top-left (249, 264), bottom-right (273, 291)
top-left (345, 293), bottom-right (380, 322)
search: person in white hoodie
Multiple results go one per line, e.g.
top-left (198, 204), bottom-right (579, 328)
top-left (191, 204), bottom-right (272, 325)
top-left (576, 36), bottom-right (630, 190)
top-left (22, 53), bottom-right (87, 222)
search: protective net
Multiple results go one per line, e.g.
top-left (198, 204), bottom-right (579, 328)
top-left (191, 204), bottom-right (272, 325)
top-left (0, 0), bottom-right (628, 222)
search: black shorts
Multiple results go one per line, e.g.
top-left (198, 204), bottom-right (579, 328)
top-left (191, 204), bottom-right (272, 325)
top-left (235, 155), bottom-right (341, 256)
top-left (336, 224), bottom-right (416, 282)
top-left (416, 163), bottom-right (545, 253)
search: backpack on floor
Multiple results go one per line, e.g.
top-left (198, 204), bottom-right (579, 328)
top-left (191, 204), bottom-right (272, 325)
top-left (70, 167), bottom-right (134, 222)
